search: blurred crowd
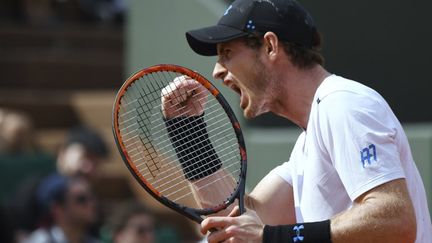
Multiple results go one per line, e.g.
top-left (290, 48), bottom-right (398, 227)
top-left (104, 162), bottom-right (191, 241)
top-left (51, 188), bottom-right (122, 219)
top-left (0, 1), bottom-right (206, 242)
top-left (0, 0), bottom-right (126, 25)
top-left (0, 108), bottom-right (200, 243)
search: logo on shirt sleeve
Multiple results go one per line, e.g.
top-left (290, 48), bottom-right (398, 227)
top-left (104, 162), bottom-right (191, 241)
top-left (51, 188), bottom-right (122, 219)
top-left (360, 144), bottom-right (377, 168)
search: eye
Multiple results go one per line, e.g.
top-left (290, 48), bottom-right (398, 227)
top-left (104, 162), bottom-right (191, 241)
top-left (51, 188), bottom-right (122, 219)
top-left (217, 45), bottom-right (232, 63)
top-left (220, 49), bottom-right (231, 61)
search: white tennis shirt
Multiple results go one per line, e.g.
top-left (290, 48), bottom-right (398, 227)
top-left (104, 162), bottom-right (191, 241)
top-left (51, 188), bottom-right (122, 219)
top-left (270, 75), bottom-right (432, 242)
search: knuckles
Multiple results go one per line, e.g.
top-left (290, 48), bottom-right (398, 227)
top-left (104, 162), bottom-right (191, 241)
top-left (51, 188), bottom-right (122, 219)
top-left (160, 76), bottom-right (207, 119)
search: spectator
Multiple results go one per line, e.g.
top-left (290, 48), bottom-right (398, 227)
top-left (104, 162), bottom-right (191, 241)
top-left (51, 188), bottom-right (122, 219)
top-left (57, 126), bottom-right (109, 179)
top-left (0, 110), bottom-right (55, 197)
top-left (0, 108), bottom-right (37, 154)
top-left (25, 174), bottom-right (100, 243)
top-left (106, 201), bottom-right (156, 243)
top-left (9, 125), bottom-right (109, 242)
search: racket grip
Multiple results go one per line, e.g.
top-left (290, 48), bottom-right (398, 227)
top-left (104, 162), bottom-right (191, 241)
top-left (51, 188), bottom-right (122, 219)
top-left (164, 115), bottom-right (222, 181)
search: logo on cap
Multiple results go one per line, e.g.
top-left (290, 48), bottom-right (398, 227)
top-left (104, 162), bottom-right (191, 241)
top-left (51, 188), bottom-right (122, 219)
top-left (246, 20), bottom-right (256, 30)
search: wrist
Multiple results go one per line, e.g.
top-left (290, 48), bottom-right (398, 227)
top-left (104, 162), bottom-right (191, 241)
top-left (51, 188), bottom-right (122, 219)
top-left (259, 224), bottom-right (265, 242)
top-left (263, 220), bottom-right (332, 243)
top-left (164, 114), bottom-right (222, 180)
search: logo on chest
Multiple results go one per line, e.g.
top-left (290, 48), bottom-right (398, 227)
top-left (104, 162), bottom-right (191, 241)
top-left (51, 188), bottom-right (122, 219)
top-left (360, 144), bottom-right (377, 168)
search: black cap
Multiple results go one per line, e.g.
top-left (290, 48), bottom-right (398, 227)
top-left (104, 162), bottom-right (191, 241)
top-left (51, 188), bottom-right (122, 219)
top-left (186, 0), bottom-right (316, 56)
top-left (36, 174), bottom-right (69, 212)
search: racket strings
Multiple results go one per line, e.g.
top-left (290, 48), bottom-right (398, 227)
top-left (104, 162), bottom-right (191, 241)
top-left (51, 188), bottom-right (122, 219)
top-left (117, 70), bottom-right (242, 209)
top-left (168, 168), bottom-right (240, 202)
top-left (144, 146), bottom-right (240, 191)
top-left (153, 117), bottom-right (237, 161)
top-left (118, 83), bottom-right (209, 135)
top-left (146, 115), bottom-right (239, 189)
top-left (142, 137), bottom-right (238, 185)
top-left (121, 106), bottom-right (239, 178)
top-left (119, 95), bottom-right (212, 140)
top-left (154, 76), bottom-right (243, 205)
top-left (128, 134), bottom-right (238, 183)
top-left (121, 86), bottom-right (240, 179)
top-left (158, 161), bottom-right (240, 198)
top-left (152, 103), bottom-right (232, 148)
top-left (136, 118), bottom-right (240, 201)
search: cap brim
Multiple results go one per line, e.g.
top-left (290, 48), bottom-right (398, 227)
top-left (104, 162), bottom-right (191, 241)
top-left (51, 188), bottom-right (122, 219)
top-left (186, 25), bottom-right (248, 56)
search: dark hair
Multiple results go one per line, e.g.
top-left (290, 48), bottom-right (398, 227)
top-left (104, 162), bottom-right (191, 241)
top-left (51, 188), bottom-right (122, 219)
top-left (35, 174), bottom-right (69, 227)
top-left (35, 175), bottom-right (90, 227)
top-left (65, 126), bottom-right (109, 157)
top-left (108, 201), bottom-right (154, 235)
top-left (36, 174), bottom-right (69, 211)
top-left (241, 31), bottom-right (324, 69)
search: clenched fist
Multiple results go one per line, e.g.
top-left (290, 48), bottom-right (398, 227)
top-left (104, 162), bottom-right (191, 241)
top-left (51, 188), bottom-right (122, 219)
top-left (161, 76), bottom-right (208, 119)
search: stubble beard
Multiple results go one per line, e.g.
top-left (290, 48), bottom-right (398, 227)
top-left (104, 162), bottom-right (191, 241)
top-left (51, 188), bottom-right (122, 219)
top-left (243, 56), bottom-right (273, 119)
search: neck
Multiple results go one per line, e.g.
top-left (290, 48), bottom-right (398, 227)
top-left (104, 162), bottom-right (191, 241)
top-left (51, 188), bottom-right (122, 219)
top-left (271, 64), bottom-right (330, 129)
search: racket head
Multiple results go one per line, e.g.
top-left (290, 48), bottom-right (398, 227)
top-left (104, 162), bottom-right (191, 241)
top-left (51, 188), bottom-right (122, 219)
top-left (112, 64), bottom-right (247, 223)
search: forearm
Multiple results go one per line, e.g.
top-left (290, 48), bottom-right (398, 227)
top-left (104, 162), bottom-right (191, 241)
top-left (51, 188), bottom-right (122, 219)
top-left (246, 173), bottom-right (296, 225)
top-left (261, 179), bottom-right (416, 243)
top-left (164, 114), bottom-right (222, 180)
top-left (331, 179), bottom-right (416, 243)
top-left (189, 169), bottom-right (237, 214)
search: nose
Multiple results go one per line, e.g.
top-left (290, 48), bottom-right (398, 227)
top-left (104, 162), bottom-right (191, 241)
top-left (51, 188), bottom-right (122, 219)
top-left (212, 62), bottom-right (227, 82)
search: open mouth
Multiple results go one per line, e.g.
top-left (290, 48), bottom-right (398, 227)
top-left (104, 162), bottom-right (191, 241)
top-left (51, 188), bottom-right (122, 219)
top-left (226, 82), bottom-right (246, 109)
top-left (231, 85), bottom-right (246, 109)
top-left (230, 84), bottom-right (241, 96)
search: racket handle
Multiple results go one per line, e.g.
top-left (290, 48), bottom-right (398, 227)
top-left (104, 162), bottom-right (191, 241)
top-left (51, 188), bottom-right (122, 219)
top-left (238, 180), bottom-right (246, 215)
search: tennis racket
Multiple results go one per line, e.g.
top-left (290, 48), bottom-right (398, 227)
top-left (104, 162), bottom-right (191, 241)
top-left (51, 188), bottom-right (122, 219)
top-left (112, 64), bottom-right (247, 224)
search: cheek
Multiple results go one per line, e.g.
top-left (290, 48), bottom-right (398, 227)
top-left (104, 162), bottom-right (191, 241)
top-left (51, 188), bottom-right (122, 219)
top-left (243, 61), bottom-right (263, 86)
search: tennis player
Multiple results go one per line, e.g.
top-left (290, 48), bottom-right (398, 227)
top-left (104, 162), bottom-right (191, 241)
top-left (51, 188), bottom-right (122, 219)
top-left (180, 0), bottom-right (432, 242)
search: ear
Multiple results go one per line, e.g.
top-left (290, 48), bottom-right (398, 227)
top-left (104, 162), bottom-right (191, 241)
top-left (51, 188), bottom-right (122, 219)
top-left (262, 32), bottom-right (279, 61)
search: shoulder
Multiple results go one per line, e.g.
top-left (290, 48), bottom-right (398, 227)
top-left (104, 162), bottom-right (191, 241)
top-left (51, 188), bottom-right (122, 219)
top-left (318, 75), bottom-right (383, 108)
top-left (24, 228), bottom-right (51, 243)
top-left (315, 75), bottom-right (391, 123)
top-left (311, 75), bottom-right (400, 144)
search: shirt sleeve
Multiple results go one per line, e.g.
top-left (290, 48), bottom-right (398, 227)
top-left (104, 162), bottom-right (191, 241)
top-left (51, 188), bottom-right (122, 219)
top-left (269, 161), bottom-right (294, 186)
top-left (267, 132), bottom-right (306, 186)
top-left (317, 91), bottom-right (405, 201)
